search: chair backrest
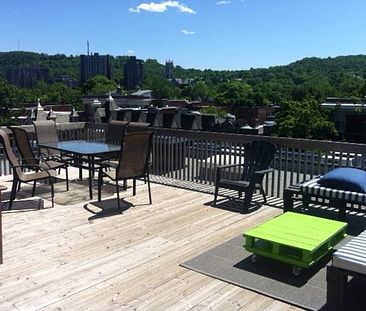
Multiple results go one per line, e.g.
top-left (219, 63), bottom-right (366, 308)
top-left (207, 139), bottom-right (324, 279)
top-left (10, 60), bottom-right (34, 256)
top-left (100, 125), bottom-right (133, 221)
top-left (241, 140), bottom-right (277, 183)
top-left (106, 120), bottom-right (129, 145)
top-left (32, 120), bottom-right (59, 144)
top-left (9, 127), bottom-right (37, 165)
top-left (33, 120), bottom-right (59, 156)
top-left (0, 129), bottom-right (22, 176)
top-left (116, 131), bottom-right (154, 179)
top-left (126, 122), bottom-right (150, 133)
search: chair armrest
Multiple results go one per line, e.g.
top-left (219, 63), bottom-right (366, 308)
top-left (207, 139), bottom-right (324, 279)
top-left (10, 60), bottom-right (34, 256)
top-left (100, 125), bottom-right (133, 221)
top-left (217, 163), bottom-right (243, 171)
top-left (216, 163), bottom-right (243, 183)
top-left (21, 158), bottom-right (59, 169)
top-left (254, 168), bottom-right (274, 176)
top-left (12, 164), bottom-right (56, 176)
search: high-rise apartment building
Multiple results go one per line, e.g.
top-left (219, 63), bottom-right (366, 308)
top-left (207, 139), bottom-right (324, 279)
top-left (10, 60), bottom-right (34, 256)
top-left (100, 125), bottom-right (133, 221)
top-left (165, 60), bottom-right (174, 79)
top-left (6, 65), bottom-right (49, 88)
top-left (80, 53), bottom-right (113, 86)
top-left (123, 56), bottom-right (144, 91)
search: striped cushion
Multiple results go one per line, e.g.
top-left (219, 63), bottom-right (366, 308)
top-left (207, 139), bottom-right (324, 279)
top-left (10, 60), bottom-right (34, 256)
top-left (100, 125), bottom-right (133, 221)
top-left (332, 230), bottom-right (366, 274)
top-left (300, 177), bottom-right (366, 204)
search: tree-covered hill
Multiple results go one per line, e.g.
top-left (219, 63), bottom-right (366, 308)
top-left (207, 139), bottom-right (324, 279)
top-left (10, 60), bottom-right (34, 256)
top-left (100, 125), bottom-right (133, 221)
top-left (0, 51), bottom-right (365, 106)
top-left (1, 51), bottom-right (366, 92)
top-left (1, 51), bottom-right (366, 140)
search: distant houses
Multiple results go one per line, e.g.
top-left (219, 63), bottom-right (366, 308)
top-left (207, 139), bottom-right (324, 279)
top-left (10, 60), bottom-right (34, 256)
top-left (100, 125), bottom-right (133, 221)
top-left (322, 97), bottom-right (366, 142)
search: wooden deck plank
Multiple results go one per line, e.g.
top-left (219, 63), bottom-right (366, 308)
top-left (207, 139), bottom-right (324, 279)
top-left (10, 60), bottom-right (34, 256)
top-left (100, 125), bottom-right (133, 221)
top-left (0, 176), bottom-right (300, 311)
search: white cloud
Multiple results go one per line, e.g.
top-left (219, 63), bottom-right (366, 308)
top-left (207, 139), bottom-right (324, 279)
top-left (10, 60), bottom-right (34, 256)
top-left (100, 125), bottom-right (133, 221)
top-left (129, 1), bottom-right (196, 14)
top-left (217, 1), bottom-right (231, 5)
top-left (127, 50), bottom-right (135, 55)
top-left (181, 29), bottom-right (195, 35)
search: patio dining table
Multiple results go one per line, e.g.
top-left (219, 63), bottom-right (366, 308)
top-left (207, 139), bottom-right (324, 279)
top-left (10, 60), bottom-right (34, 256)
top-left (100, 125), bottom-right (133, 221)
top-left (38, 140), bottom-right (120, 199)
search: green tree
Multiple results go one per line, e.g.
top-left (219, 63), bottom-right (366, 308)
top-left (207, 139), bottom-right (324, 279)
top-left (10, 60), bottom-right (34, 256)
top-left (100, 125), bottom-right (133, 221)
top-left (82, 75), bottom-right (117, 95)
top-left (0, 78), bottom-right (24, 125)
top-left (144, 77), bottom-right (181, 100)
top-left (214, 80), bottom-right (253, 106)
top-left (338, 74), bottom-right (364, 97)
top-left (20, 82), bottom-right (82, 109)
top-left (276, 98), bottom-right (338, 140)
top-left (181, 81), bottom-right (213, 101)
top-left (0, 78), bottom-right (22, 108)
top-left (199, 106), bottom-right (226, 118)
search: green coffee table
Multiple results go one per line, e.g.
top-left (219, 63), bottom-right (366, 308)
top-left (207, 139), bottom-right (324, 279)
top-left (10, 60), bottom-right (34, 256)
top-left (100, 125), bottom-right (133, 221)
top-left (244, 212), bottom-right (347, 275)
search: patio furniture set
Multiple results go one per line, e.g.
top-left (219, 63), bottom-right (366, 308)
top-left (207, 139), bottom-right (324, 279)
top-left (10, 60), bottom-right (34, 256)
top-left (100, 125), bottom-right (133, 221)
top-left (236, 159), bottom-right (366, 309)
top-left (213, 139), bottom-right (366, 308)
top-left (1, 123), bottom-right (365, 309)
top-left (0, 120), bottom-right (153, 210)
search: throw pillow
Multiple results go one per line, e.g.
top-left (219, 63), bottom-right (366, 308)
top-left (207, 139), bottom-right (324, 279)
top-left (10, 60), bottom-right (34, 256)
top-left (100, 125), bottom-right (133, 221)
top-left (318, 167), bottom-right (366, 193)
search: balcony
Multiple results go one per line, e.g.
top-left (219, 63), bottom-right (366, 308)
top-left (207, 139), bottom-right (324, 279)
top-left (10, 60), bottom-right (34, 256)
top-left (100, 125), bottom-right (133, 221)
top-left (1, 122), bottom-right (365, 310)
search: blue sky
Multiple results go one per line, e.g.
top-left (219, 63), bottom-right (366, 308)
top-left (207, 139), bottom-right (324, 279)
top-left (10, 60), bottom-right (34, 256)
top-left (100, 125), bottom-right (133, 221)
top-left (0, 0), bottom-right (365, 70)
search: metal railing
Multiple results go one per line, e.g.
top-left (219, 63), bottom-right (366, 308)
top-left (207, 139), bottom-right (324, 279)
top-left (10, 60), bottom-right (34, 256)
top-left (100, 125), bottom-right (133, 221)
top-left (1, 122), bottom-right (366, 198)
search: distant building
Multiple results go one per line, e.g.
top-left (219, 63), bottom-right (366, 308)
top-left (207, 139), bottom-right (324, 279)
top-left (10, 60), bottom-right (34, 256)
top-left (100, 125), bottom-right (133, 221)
top-left (165, 60), bottom-right (174, 79)
top-left (322, 97), bottom-right (366, 142)
top-left (53, 75), bottom-right (78, 88)
top-left (170, 77), bottom-right (194, 87)
top-left (234, 106), bottom-right (275, 128)
top-left (132, 89), bottom-right (152, 98)
top-left (123, 56), bottom-right (144, 90)
top-left (82, 94), bottom-right (152, 109)
top-left (6, 65), bottom-right (49, 88)
top-left (80, 53), bottom-right (113, 86)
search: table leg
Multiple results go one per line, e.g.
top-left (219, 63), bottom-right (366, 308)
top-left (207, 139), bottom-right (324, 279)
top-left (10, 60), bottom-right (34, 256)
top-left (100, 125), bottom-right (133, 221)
top-left (283, 188), bottom-right (294, 212)
top-left (0, 185), bottom-right (7, 265)
top-left (78, 155), bottom-right (83, 180)
top-left (88, 155), bottom-right (93, 199)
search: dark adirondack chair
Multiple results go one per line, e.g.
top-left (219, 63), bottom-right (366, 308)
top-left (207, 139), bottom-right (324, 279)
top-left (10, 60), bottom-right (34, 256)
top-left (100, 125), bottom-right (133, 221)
top-left (214, 140), bottom-right (277, 213)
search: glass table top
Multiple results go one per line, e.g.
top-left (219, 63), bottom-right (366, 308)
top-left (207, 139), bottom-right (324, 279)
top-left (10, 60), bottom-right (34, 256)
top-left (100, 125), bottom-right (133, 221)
top-left (39, 140), bottom-right (120, 155)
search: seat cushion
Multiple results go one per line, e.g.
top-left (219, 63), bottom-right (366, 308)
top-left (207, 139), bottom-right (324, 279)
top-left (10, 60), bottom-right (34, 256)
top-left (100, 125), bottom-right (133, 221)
top-left (318, 167), bottom-right (366, 193)
top-left (332, 230), bottom-right (366, 274)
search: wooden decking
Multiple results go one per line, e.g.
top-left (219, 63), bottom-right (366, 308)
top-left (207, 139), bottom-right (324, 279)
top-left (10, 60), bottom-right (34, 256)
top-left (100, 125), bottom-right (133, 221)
top-left (0, 174), bottom-right (302, 311)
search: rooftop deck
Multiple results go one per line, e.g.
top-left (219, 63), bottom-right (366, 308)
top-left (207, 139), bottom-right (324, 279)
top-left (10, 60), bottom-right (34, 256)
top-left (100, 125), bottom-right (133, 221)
top-left (3, 122), bottom-right (365, 310)
top-left (0, 171), bottom-right (301, 311)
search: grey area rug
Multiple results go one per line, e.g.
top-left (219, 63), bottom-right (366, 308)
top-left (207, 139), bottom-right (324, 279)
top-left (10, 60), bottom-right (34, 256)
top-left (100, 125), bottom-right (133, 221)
top-left (181, 234), bottom-right (366, 311)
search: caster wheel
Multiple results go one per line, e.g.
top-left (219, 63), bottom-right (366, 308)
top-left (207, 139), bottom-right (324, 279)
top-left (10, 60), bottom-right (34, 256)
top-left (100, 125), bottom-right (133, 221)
top-left (292, 266), bottom-right (301, 276)
top-left (251, 254), bottom-right (257, 263)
